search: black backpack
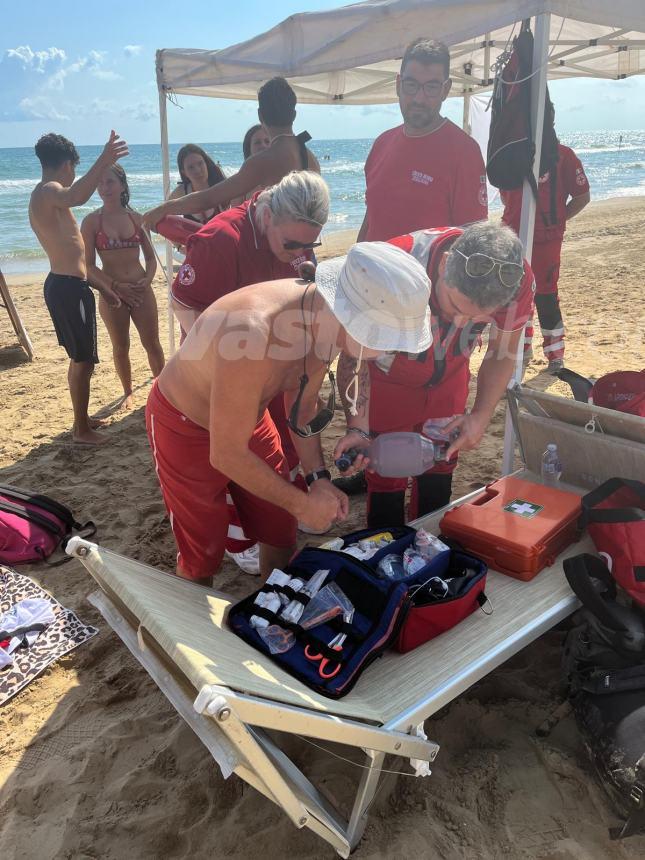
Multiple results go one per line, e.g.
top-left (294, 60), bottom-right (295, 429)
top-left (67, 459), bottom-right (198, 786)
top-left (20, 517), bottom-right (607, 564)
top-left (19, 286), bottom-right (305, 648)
top-left (563, 553), bottom-right (645, 838)
top-left (486, 23), bottom-right (560, 226)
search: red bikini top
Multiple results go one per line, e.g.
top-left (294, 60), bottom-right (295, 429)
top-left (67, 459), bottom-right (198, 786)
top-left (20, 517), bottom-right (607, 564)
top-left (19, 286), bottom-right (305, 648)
top-left (95, 211), bottom-right (143, 251)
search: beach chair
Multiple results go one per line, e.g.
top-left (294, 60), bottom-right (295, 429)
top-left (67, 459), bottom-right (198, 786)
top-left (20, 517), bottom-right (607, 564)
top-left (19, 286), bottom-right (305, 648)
top-left (67, 470), bottom-right (595, 857)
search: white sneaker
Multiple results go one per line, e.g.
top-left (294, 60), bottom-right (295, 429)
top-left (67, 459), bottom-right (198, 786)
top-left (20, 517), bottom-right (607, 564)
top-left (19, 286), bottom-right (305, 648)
top-left (225, 544), bottom-right (261, 575)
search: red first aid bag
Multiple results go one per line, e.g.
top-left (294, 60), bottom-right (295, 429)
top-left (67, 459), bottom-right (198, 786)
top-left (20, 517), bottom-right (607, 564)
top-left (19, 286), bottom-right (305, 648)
top-left (590, 370), bottom-right (645, 418)
top-left (0, 484), bottom-right (95, 565)
top-left (579, 478), bottom-right (645, 608)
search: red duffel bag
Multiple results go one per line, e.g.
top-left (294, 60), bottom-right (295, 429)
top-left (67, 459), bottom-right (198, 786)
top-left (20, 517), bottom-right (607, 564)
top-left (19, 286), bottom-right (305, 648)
top-left (579, 478), bottom-right (645, 608)
top-left (590, 370), bottom-right (645, 418)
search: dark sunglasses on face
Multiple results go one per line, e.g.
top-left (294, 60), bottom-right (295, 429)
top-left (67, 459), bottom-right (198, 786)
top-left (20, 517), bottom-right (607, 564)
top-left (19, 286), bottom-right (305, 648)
top-left (283, 239), bottom-right (323, 251)
top-left (400, 77), bottom-right (449, 98)
top-left (452, 249), bottom-right (524, 288)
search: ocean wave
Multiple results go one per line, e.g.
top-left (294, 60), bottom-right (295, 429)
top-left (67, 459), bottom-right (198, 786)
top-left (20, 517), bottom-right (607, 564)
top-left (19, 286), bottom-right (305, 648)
top-left (624, 162), bottom-right (645, 170)
top-left (575, 144), bottom-right (642, 155)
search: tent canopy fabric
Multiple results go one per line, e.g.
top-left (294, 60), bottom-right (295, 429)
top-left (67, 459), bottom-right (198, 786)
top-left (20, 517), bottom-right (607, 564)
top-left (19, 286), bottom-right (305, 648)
top-left (157, 0), bottom-right (645, 104)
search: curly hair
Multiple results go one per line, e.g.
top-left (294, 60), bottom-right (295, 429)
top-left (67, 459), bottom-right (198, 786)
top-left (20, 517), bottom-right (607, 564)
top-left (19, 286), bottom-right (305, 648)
top-left (35, 133), bottom-right (80, 170)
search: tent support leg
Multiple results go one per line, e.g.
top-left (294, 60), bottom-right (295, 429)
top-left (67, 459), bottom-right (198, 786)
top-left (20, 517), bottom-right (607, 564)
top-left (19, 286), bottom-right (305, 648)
top-left (158, 87), bottom-right (176, 356)
top-left (502, 12), bottom-right (551, 475)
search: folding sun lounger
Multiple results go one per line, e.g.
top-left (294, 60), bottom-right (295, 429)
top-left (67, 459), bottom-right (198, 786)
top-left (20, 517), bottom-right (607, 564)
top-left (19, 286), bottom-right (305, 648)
top-left (67, 470), bottom-right (595, 857)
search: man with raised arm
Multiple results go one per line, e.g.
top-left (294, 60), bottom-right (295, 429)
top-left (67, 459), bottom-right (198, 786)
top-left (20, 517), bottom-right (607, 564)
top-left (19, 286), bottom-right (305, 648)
top-left (143, 77), bottom-right (319, 229)
top-left (145, 243), bottom-right (432, 585)
top-left (29, 131), bottom-right (129, 444)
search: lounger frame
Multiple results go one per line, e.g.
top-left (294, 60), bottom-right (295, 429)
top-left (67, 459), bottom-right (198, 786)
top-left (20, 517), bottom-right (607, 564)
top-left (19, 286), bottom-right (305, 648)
top-left (69, 475), bottom-right (592, 856)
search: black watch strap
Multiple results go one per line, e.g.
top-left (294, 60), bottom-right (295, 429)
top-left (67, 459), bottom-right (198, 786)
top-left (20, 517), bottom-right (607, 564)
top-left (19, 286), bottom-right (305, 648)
top-left (305, 469), bottom-right (332, 487)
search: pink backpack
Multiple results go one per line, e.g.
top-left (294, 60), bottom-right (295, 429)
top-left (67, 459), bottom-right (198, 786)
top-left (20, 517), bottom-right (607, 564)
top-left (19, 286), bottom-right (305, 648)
top-left (0, 484), bottom-right (95, 565)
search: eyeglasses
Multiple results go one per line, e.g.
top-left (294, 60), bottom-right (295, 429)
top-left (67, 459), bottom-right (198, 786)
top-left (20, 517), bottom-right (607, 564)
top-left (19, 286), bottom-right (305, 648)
top-left (400, 77), bottom-right (449, 98)
top-left (283, 239), bottom-right (322, 251)
top-left (288, 369), bottom-right (336, 438)
top-left (452, 249), bottom-right (524, 289)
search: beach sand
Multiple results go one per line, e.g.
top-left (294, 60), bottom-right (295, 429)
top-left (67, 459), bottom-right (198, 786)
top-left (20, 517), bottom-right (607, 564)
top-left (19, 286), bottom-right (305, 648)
top-left (1, 197), bottom-right (644, 858)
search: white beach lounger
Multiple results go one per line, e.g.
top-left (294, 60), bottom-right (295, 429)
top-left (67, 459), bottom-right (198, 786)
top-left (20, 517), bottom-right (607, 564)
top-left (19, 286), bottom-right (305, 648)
top-left (67, 472), bottom-right (595, 857)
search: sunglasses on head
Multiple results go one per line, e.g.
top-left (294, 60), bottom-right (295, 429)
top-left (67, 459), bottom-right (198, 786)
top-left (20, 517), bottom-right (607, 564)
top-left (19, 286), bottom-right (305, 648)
top-left (452, 249), bottom-right (524, 288)
top-left (283, 239), bottom-right (323, 251)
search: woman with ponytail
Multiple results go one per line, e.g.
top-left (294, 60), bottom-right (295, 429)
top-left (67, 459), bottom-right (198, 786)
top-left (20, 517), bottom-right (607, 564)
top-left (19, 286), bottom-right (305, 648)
top-left (82, 165), bottom-right (165, 407)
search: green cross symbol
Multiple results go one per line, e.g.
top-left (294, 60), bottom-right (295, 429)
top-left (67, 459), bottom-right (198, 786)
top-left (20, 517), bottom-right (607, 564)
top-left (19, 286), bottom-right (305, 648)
top-left (503, 499), bottom-right (544, 518)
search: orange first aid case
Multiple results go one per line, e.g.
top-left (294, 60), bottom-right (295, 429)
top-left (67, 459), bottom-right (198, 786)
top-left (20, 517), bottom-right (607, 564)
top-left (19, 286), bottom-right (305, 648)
top-left (439, 476), bottom-right (581, 581)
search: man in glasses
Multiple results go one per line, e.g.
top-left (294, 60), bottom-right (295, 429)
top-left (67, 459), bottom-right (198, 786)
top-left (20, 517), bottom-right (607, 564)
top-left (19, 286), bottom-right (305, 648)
top-left (145, 242), bottom-right (432, 585)
top-left (335, 222), bottom-right (535, 528)
top-left (161, 170), bottom-right (329, 575)
top-left (357, 38), bottom-right (488, 245)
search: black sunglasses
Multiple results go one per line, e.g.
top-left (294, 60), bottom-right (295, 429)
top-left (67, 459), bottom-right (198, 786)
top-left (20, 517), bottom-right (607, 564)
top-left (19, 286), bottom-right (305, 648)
top-left (283, 239), bottom-right (323, 251)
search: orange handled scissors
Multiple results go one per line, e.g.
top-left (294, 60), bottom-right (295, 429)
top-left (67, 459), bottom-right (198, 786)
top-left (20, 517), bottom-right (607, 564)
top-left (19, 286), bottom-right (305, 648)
top-left (304, 632), bottom-right (346, 679)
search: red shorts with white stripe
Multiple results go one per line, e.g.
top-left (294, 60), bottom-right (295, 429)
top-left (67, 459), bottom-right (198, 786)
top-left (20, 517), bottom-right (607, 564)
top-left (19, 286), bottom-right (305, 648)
top-left (146, 381), bottom-right (297, 579)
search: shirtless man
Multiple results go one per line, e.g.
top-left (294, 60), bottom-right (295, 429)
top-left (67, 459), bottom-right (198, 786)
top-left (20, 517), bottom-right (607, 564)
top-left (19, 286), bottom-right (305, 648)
top-left (29, 131), bottom-right (129, 444)
top-left (146, 242), bottom-right (432, 584)
top-left (143, 77), bottom-right (319, 229)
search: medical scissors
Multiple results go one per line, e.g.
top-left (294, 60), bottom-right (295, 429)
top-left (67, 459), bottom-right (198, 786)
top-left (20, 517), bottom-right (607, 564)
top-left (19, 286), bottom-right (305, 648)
top-left (304, 632), bottom-right (346, 679)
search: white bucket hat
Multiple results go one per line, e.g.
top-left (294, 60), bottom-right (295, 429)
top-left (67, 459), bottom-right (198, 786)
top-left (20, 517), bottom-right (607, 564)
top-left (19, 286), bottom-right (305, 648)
top-left (315, 242), bottom-right (432, 353)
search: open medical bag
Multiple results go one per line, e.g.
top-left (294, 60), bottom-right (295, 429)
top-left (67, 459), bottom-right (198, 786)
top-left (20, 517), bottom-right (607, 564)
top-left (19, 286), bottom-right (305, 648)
top-left (439, 475), bottom-right (581, 581)
top-left (228, 527), bottom-right (489, 696)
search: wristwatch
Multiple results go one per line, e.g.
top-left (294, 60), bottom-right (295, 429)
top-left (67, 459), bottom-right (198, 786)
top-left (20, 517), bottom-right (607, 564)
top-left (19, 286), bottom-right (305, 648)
top-left (304, 469), bottom-right (332, 487)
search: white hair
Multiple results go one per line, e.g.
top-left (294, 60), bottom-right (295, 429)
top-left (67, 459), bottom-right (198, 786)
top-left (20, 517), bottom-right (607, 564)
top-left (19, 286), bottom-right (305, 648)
top-left (254, 170), bottom-right (330, 231)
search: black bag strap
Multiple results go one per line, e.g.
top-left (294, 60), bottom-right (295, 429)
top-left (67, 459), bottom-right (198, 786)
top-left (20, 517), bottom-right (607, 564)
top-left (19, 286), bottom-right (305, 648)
top-left (563, 554), bottom-right (627, 631)
top-left (580, 478), bottom-right (645, 528)
top-left (0, 499), bottom-right (65, 538)
top-left (582, 663), bottom-right (645, 695)
top-left (0, 483), bottom-right (77, 529)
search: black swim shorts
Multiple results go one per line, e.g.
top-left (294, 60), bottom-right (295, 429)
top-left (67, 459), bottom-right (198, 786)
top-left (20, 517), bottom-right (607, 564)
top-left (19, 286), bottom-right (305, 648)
top-left (44, 273), bottom-right (98, 364)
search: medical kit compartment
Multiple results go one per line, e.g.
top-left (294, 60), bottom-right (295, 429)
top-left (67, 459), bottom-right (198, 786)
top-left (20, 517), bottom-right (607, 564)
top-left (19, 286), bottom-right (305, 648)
top-left (439, 475), bottom-right (581, 581)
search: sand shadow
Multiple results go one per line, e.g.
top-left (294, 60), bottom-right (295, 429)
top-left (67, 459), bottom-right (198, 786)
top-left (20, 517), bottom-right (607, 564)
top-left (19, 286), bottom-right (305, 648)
top-left (0, 344), bottom-right (31, 371)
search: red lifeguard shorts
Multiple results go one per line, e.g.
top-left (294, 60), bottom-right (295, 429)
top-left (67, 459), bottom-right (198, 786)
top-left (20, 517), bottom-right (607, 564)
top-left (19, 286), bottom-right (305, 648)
top-left (145, 381), bottom-right (297, 579)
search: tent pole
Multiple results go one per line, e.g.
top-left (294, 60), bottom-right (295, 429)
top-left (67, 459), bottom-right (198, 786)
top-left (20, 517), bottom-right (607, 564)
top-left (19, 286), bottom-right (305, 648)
top-left (158, 83), bottom-right (176, 355)
top-left (501, 12), bottom-right (550, 475)
top-left (462, 90), bottom-right (471, 133)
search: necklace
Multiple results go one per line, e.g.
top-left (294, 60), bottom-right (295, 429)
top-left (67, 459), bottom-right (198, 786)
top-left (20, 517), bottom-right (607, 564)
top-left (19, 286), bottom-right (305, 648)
top-left (403, 117), bottom-right (448, 138)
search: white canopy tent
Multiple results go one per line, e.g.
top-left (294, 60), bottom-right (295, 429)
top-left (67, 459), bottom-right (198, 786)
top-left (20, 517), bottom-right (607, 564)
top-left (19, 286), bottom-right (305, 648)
top-left (155, 0), bottom-right (645, 470)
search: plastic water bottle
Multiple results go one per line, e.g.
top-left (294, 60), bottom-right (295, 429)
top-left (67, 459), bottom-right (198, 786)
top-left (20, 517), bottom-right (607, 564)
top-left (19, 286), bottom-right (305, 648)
top-left (335, 432), bottom-right (438, 478)
top-left (541, 443), bottom-right (562, 486)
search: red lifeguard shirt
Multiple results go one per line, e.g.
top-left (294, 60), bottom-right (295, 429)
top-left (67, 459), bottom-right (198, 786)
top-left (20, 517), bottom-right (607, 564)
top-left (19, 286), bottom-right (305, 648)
top-left (364, 120), bottom-right (488, 241)
top-left (501, 144), bottom-right (589, 243)
top-left (368, 228), bottom-right (535, 426)
top-left (171, 197), bottom-right (308, 311)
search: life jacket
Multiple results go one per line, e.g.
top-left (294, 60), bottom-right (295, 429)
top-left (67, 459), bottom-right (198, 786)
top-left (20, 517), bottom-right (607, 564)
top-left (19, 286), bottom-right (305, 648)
top-left (487, 22), bottom-right (560, 227)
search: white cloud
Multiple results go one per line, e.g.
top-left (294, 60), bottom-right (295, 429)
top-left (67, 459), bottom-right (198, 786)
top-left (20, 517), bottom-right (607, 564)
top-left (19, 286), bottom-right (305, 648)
top-left (124, 45), bottom-right (143, 58)
top-left (6, 45), bottom-right (66, 72)
top-left (93, 69), bottom-right (123, 82)
top-left (121, 102), bottom-right (157, 122)
top-left (19, 96), bottom-right (70, 121)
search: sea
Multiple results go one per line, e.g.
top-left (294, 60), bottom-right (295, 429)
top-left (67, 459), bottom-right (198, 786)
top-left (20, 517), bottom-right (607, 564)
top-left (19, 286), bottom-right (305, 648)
top-left (1, 129), bottom-right (644, 274)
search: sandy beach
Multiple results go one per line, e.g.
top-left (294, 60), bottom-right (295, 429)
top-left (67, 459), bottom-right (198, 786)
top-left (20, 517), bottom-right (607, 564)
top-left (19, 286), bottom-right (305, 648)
top-left (1, 197), bottom-right (644, 859)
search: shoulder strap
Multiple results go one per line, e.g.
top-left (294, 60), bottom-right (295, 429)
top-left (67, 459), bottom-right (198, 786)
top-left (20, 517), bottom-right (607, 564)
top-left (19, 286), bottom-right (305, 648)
top-left (0, 499), bottom-right (65, 538)
top-left (563, 553), bottom-right (626, 631)
top-left (296, 131), bottom-right (312, 169)
top-left (0, 484), bottom-right (76, 528)
top-left (580, 479), bottom-right (645, 528)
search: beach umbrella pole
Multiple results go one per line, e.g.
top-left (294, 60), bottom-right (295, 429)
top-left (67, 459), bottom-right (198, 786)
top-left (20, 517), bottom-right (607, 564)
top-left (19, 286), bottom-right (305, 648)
top-left (157, 71), bottom-right (177, 356)
top-left (501, 12), bottom-right (550, 475)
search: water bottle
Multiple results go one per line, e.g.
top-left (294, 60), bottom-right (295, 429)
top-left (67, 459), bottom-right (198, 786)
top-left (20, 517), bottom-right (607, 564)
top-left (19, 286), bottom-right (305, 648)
top-left (335, 432), bottom-right (438, 478)
top-left (541, 443), bottom-right (562, 487)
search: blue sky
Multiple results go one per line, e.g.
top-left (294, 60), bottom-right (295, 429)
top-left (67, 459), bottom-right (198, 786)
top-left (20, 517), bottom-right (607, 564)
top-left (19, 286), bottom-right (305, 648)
top-left (2, 0), bottom-right (644, 148)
